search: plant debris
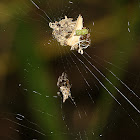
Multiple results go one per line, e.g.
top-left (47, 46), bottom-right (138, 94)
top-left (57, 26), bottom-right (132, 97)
top-left (49, 15), bottom-right (91, 54)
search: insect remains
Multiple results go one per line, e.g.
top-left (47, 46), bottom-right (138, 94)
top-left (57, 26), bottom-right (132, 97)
top-left (57, 72), bottom-right (72, 103)
top-left (49, 15), bottom-right (91, 54)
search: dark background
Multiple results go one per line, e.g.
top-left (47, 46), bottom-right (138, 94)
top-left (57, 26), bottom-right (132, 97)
top-left (0, 0), bottom-right (140, 140)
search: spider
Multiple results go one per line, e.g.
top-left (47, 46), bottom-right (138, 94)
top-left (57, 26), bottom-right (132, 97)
top-left (57, 72), bottom-right (72, 103)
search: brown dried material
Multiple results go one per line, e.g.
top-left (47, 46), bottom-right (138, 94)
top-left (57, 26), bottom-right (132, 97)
top-left (49, 16), bottom-right (76, 46)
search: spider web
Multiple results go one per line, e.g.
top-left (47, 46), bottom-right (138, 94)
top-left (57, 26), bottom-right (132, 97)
top-left (0, 0), bottom-right (140, 140)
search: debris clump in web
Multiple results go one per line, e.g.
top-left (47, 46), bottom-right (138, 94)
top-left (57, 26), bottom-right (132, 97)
top-left (57, 72), bottom-right (72, 103)
top-left (49, 15), bottom-right (91, 54)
